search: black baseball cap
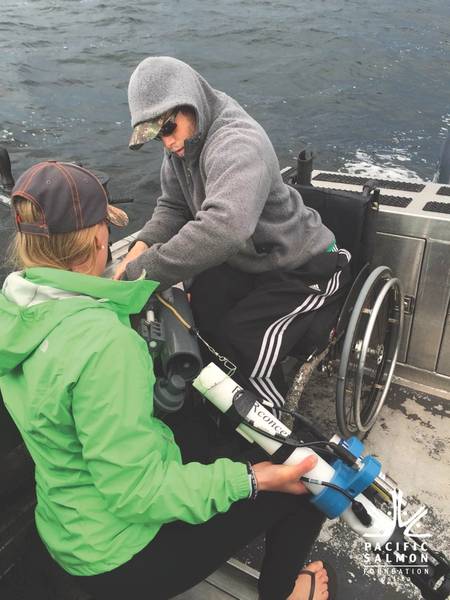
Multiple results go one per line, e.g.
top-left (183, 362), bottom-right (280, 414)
top-left (11, 161), bottom-right (128, 237)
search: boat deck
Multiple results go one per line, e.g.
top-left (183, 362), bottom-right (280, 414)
top-left (2, 373), bottom-right (448, 600)
top-left (301, 373), bottom-right (450, 600)
top-left (175, 560), bottom-right (259, 600)
top-left (176, 373), bottom-right (450, 600)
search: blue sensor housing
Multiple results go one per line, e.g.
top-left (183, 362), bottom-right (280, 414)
top-left (310, 437), bottom-right (381, 519)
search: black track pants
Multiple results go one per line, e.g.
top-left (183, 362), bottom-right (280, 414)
top-left (75, 412), bottom-right (325, 600)
top-left (77, 490), bottom-right (324, 600)
top-left (190, 250), bottom-right (351, 416)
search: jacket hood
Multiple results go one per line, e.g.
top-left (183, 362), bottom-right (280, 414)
top-left (128, 56), bottom-right (226, 159)
top-left (0, 268), bottom-right (158, 376)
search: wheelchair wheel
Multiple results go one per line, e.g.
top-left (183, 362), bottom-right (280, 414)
top-left (336, 266), bottom-right (403, 438)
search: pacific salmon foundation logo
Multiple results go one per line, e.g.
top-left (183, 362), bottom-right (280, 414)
top-left (362, 489), bottom-right (431, 577)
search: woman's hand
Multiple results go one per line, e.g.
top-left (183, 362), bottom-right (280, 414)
top-left (113, 241), bottom-right (149, 280)
top-left (252, 455), bottom-right (317, 495)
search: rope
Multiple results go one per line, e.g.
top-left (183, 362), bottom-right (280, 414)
top-left (155, 293), bottom-right (237, 376)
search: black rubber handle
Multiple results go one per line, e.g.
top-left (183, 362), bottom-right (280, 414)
top-left (0, 148), bottom-right (15, 192)
top-left (297, 149), bottom-right (313, 185)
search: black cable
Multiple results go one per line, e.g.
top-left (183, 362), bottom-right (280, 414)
top-left (301, 477), bottom-right (373, 527)
top-left (242, 417), bottom-right (357, 465)
top-left (232, 393), bottom-right (357, 465)
top-left (242, 419), bottom-right (337, 460)
top-left (242, 415), bottom-right (372, 526)
top-left (242, 418), bottom-right (370, 520)
top-left (276, 406), bottom-right (358, 466)
top-left (300, 477), bottom-right (355, 502)
top-left (277, 405), bottom-right (328, 441)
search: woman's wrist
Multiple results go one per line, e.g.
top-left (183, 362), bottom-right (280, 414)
top-left (246, 462), bottom-right (259, 500)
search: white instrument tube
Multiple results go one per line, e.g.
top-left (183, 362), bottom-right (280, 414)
top-left (193, 363), bottom-right (395, 546)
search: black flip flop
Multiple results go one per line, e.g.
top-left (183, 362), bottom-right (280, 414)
top-left (298, 561), bottom-right (338, 600)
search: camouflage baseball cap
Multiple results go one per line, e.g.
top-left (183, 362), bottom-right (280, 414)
top-left (129, 114), bottom-right (168, 150)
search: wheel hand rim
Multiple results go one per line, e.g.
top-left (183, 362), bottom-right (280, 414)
top-left (354, 276), bottom-right (403, 432)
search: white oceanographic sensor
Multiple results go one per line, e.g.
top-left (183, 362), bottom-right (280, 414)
top-left (193, 362), bottom-right (395, 545)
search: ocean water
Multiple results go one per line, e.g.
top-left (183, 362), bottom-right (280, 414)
top-left (1, 0), bottom-right (450, 245)
top-left (0, 6), bottom-right (449, 599)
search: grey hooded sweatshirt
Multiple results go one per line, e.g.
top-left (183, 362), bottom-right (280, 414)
top-left (126, 57), bottom-right (333, 288)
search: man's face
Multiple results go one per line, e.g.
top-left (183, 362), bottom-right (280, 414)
top-left (160, 111), bottom-right (196, 158)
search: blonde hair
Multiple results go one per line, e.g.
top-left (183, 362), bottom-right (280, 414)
top-left (10, 197), bottom-right (102, 273)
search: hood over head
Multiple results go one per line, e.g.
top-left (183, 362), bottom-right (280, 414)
top-left (128, 56), bottom-right (225, 152)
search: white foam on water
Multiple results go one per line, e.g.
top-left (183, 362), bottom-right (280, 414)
top-left (343, 150), bottom-right (424, 183)
top-left (1, 129), bottom-right (15, 142)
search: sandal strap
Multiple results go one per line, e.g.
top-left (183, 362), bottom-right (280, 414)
top-left (298, 569), bottom-right (316, 600)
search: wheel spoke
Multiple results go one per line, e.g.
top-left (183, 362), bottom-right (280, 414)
top-left (336, 268), bottom-right (402, 438)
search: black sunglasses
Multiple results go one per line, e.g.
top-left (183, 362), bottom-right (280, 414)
top-left (156, 112), bottom-right (178, 140)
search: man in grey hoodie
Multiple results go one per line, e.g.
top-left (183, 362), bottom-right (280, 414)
top-left (116, 56), bottom-right (351, 415)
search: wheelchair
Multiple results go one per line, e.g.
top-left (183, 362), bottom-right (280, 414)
top-left (282, 155), bottom-right (404, 439)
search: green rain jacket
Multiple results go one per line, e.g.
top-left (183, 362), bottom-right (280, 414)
top-left (0, 268), bottom-right (250, 576)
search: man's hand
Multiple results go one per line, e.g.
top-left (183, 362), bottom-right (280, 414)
top-left (113, 241), bottom-right (150, 280)
top-left (252, 455), bottom-right (318, 495)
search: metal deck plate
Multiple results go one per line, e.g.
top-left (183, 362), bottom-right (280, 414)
top-left (312, 172), bottom-right (425, 192)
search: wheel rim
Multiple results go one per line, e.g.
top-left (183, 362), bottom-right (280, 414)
top-left (336, 266), bottom-right (403, 437)
top-left (353, 277), bottom-right (403, 432)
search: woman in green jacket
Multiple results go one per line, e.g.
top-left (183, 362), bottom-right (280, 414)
top-left (0, 161), bottom-right (331, 600)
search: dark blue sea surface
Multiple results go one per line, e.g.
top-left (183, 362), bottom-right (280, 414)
top-left (1, 0), bottom-right (450, 243)
top-left (0, 6), bottom-right (449, 600)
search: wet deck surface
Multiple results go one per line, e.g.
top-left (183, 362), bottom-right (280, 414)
top-left (1, 375), bottom-right (449, 600)
top-left (235, 374), bottom-right (450, 600)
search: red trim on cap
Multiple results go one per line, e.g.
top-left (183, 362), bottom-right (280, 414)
top-left (19, 162), bottom-right (44, 191)
top-left (11, 165), bottom-right (50, 235)
top-left (73, 163), bottom-right (109, 205)
top-left (54, 162), bottom-right (83, 229)
top-left (70, 162), bottom-right (110, 223)
top-left (17, 222), bottom-right (50, 236)
top-left (14, 162), bottom-right (47, 199)
top-left (13, 190), bottom-right (38, 205)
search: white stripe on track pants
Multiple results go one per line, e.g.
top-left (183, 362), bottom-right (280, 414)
top-left (190, 249), bottom-right (351, 417)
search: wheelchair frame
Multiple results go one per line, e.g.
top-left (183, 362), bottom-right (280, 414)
top-left (284, 172), bottom-right (404, 439)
